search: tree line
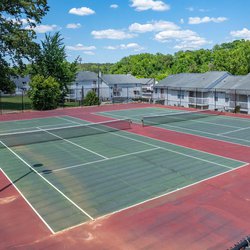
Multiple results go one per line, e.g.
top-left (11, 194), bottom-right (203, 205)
top-left (79, 40), bottom-right (250, 80)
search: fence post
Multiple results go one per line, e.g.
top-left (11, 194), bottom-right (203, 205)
top-left (214, 89), bottom-right (217, 110)
top-left (166, 87), bottom-right (168, 106)
top-left (21, 88), bottom-right (24, 112)
top-left (195, 88), bottom-right (198, 109)
top-left (0, 91), bottom-right (2, 115)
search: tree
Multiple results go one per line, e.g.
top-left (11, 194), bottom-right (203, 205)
top-left (83, 91), bottom-right (100, 106)
top-left (28, 75), bottom-right (60, 110)
top-left (0, 0), bottom-right (49, 92)
top-left (32, 32), bottom-right (78, 102)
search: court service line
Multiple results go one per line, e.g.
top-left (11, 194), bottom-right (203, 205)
top-left (218, 126), bottom-right (250, 135)
top-left (160, 123), bottom-right (250, 144)
top-left (56, 116), bottom-right (82, 124)
top-left (60, 116), bottom-right (239, 170)
top-left (95, 162), bottom-right (249, 225)
top-left (0, 140), bottom-right (94, 221)
top-left (52, 147), bottom-right (160, 173)
top-left (92, 111), bottom-right (250, 146)
top-left (0, 168), bottom-right (55, 234)
top-left (69, 113), bottom-right (250, 161)
top-left (37, 127), bottom-right (108, 159)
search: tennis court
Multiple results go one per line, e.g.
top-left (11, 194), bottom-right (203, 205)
top-left (0, 114), bottom-right (246, 234)
top-left (96, 107), bottom-right (250, 147)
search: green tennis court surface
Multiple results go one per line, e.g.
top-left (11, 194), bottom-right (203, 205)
top-left (0, 115), bottom-right (246, 233)
top-left (96, 107), bottom-right (250, 147)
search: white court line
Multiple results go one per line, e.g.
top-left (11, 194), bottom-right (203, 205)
top-left (0, 122), bottom-right (75, 134)
top-left (37, 127), bottom-right (108, 159)
top-left (94, 111), bottom-right (250, 146)
top-left (95, 162), bottom-right (250, 224)
top-left (52, 147), bottom-right (160, 173)
top-left (218, 126), bottom-right (250, 135)
top-left (70, 113), bottom-right (250, 159)
top-left (54, 160), bottom-right (250, 235)
top-left (56, 116), bottom-right (82, 124)
top-left (0, 168), bottom-right (55, 234)
top-left (60, 116), bottom-right (242, 169)
top-left (159, 123), bottom-right (250, 145)
top-left (0, 140), bottom-right (94, 221)
top-left (67, 115), bottom-right (247, 164)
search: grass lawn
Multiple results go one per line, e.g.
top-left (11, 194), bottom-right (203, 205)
top-left (0, 95), bottom-right (82, 113)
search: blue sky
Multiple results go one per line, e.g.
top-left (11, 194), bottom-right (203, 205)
top-left (31, 0), bottom-right (250, 63)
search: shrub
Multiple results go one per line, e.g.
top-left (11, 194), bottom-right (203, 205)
top-left (83, 90), bottom-right (100, 106)
top-left (28, 75), bottom-right (61, 110)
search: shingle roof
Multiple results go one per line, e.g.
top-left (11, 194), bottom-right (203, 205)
top-left (102, 74), bottom-right (142, 85)
top-left (11, 75), bottom-right (30, 88)
top-left (74, 71), bottom-right (98, 82)
top-left (139, 78), bottom-right (155, 85)
top-left (156, 71), bottom-right (230, 89)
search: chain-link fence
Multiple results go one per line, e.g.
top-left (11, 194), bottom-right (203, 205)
top-left (1, 86), bottom-right (250, 114)
top-left (0, 86), bottom-right (152, 114)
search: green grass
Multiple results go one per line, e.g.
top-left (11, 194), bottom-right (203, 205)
top-left (0, 95), bottom-right (32, 111)
top-left (0, 95), bottom-right (82, 112)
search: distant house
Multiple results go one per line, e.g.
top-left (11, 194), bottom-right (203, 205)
top-left (100, 74), bottom-right (143, 102)
top-left (153, 71), bottom-right (229, 109)
top-left (139, 78), bottom-right (155, 101)
top-left (12, 75), bottom-right (30, 94)
top-left (215, 74), bottom-right (250, 113)
top-left (67, 71), bottom-right (98, 101)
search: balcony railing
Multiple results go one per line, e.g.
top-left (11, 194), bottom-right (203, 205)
top-left (189, 97), bottom-right (209, 105)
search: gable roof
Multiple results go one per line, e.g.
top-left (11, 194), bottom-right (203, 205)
top-left (139, 78), bottom-right (155, 85)
top-left (101, 74), bottom-right (142, 85)
top-left (11, 75), bottom-right (30, 88)
top-left (74, 71), bottom-right (98, 82)
top-left (156, 71), bottom-right (230, 90)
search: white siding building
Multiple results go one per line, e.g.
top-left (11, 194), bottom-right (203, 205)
top-left (153, 71), bottom-right (250, 114)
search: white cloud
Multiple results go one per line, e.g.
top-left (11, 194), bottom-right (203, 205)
top-left (25, 24), bottom-right (59, 33)
top-left (129, 20), bottom-right (179, 33)
top-left (180, 18), bottom-right (184, 24)
top-left (84, 51), bottom-right (95, 55)
top-left (230, 28), bottom-right (250, 40)
top-left (105, 43), bottom-right (144, 51)
top-left (66, 23), bottom-right (81, 29)
top-left (189, 16), bottom-right (228, 24)
top-left (66, 44), bottom-right (96, 51)
top-left (69, 7), bottom-right (95, 16)
top-left (110, 4), bottom-right (119, 8)
top-left (130, 0), bottom-right (170, 11)
top-left (91, 29), bottom-right (136, 39)
top-left (155, 29), bottom-right (211, 49)
top-left (187, 7), bottom-right (194, 12)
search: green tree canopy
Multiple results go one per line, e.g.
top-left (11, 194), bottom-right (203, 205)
top-left (0, 0), bottom-right (49, 92)
top-left (32, 32), bottom-right (78, 101)
top-left (83, 90), bottom-right (100, 106)
top-left (28, 74), bottom-right (60, 110)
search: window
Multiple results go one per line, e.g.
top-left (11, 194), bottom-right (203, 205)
top-left (160, 89), bottom-right (164, 94)
top-left (154, 89), bottom-right (157, 94)
top-left (134, 90), bottom-right (140, 95)
top-left (177, 90), bottom-right (184, 99)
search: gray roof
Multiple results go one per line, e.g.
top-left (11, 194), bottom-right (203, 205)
top-left (74, 71), bottom-right (98, 82)
top-left (139, 78), bottom-right (155, 85)
top-left (102, 74), bottom-right (142, 85)
top-left (156, 71), bottom-right (230, 90)
top-left (11, 75), bottom-right (30, 88)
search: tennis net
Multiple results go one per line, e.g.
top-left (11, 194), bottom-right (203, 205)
top-left (142, 110), bottom-right (220, 126)
top-left (0, 119), bottom-right (131, 148)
